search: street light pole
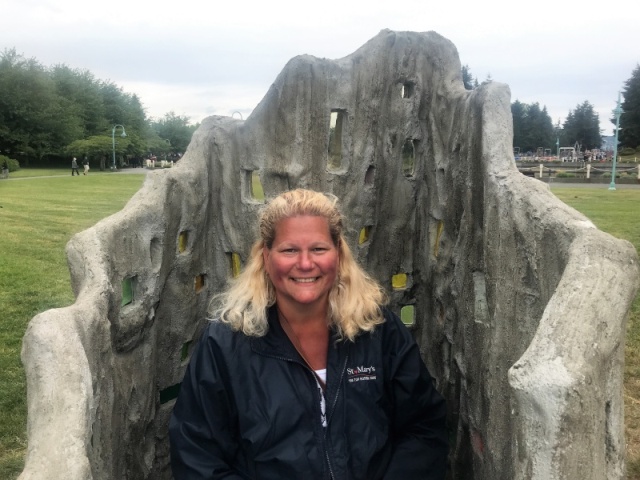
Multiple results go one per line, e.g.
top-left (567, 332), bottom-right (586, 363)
top-left (609, 93), bottom-right (623, 191)
top-left (112, 124), bottom-right (127, 171)
top-left (555, 119), bottom-right (561, 162)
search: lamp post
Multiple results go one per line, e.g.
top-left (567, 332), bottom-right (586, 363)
top-left (609, 93), bottom-right (623, 191)
top-left (112, 124), bottom-right (127, 171)
top-left (555, 120), bottom-right (561, 162)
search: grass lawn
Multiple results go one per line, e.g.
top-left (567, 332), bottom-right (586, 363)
top-left (6, 167), bottom-right (71, 178)
top-left (0, 171), bottom-right (146, 479)
top-left (551, 186), bottom-right (640, 479)
top-left (7, 167), bottom-right (144, 179)
top-left (0, 174), bottom-right (639, 478)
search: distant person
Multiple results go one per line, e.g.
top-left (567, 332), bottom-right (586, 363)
top-left (83, 159), bottom-right (90, 176)
top-left (1, 160), bottom-right (8, 179)
top-left (71, 157), bottom-right (80, 176)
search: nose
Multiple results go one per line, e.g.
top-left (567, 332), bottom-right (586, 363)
top-left (297, 250), bottom-right (313, 270)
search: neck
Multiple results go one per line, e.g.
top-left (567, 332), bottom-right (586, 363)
top-left (275, 297), bottom-right (329, 327)
top-left (278, 305), bottom-right (327, 327)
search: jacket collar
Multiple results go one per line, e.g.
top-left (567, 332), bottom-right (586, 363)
top-left (249, 305), bottom-right (299, 360)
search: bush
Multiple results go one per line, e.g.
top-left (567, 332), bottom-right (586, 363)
top-left (556, 172), bottom-right (575, 178)
top-left (620, 147), bottom-right (636, 156)
top-left (0, 155), bottom-right (20, 172)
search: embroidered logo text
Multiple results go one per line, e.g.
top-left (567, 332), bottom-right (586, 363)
top-left (346, 365), bottom-right (377, 383)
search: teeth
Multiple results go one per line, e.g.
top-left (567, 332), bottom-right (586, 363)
top-left (294, 278), bottom-right (317, 283)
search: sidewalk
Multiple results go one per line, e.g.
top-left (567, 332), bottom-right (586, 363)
top-left (2, 168), bottom-right (150, 181)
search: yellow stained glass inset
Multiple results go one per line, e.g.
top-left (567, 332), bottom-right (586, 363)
top-left (434, 220), bottom-right (444, 257)
top-left (358, 226), bottom-right (371, 245)
top-left (178, 231), bottom-right (189, 253)
top-left (391, 273), bottom-right (407, 290)
top-left (228, 252), bottom-right (242, 278)
top-left (194, 274), bottom-right (206, 293)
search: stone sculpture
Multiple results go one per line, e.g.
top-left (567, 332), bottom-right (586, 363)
top-left (19, 29), bottom-right (639, 479)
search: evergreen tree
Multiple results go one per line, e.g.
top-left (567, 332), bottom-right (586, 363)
top-left (562, 101), bottom-right (601, 150)
top-left (618, 64), bottom-right (640, 148)
top-left (511, 101), bottom-right (555, 153)
top-left (461, 65), bottom-right (475, 90)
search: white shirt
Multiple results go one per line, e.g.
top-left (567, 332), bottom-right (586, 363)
top-left (314, 368), bottom-right (327, 427)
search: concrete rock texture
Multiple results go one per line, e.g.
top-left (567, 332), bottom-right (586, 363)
top-left (19, 30), bottom-right (640, 479)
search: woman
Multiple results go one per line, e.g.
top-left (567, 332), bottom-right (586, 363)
top-left (169, 189), bottom-right (448, 479)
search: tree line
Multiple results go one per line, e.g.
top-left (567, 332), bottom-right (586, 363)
top-left (463, 64), bottom-right (640, 156)
top-left (1, 48), bottom-right (638, 169)
top-left (0, 48), bottom-right (198, 170)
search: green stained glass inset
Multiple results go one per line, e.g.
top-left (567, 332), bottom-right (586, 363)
top-left (121, 277), bottom-right (134, 306)
top-left (400, 305), bottom-right (415, 327)
top-left (251, 171), bottom-right (265, 201)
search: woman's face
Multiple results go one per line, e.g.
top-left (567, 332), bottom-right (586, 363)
top-left (263, 215), bottom-right (339, 315)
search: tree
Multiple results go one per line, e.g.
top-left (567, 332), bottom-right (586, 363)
top-left (0, 47), bottom-right (200, 167)
top-left (618, 64), bottom-right (640, 148)
top-left (562, 101), bottom-right (601, 150)
top-left (511, 101), bottom-right (555, 153)
top-left (0, 49), bottom-right (81, 162)
top-left (461, 65), bottom-right (475, 90)
top-left (151, 112), bottom-right (197, 154)
top-left (50, 64), bottom-right (108, 137)
top-left (65, 134), bottom-right (130, 171)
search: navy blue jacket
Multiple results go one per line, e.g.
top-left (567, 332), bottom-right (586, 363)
top-left (169, 307), bottom-right (448, 479)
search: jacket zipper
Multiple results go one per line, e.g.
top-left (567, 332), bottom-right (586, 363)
top-left (323, 352), bottom-right (349, 480)
top-left (265, 354), bottom-right (336, 479)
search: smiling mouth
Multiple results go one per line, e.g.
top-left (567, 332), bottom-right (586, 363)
top-left (292, 277), bottom-right (319, 283)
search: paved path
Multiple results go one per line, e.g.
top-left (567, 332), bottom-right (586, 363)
top-left (2, 168), bottom-right (150, 181)
top-left (548, 181), bottom-right (640, 189)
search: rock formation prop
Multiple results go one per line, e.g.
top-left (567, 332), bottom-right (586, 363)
top-left (19, 30), bottom-right (639, 479)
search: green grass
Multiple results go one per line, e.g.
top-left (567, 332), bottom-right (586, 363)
top-left (552, 186), bottom-right (640, 479)
top-left (7, 167), bottom-right (69, 178)
top-left (0, 171), bottom-right (145, 479)
top-left (7, 167), bottom-right (136, 179)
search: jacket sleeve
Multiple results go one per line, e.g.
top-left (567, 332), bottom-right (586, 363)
top-left (382, 311), bottom-right (449, 479)
top-left (169, 324), bottom-right (246, 480)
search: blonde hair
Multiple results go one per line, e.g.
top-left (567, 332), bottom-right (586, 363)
top-left (211, 189), bottom-right (386, 341)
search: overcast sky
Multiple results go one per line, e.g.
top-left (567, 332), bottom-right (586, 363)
top-left (4, 0), bottom-right (639, 135)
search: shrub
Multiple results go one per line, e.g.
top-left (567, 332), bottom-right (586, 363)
top-left (0, 155), bottom-right (20, 172)
top-left (620, 147), bottom-right (636, 156)
top-left (556, 172), bottom-right (575, 178)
